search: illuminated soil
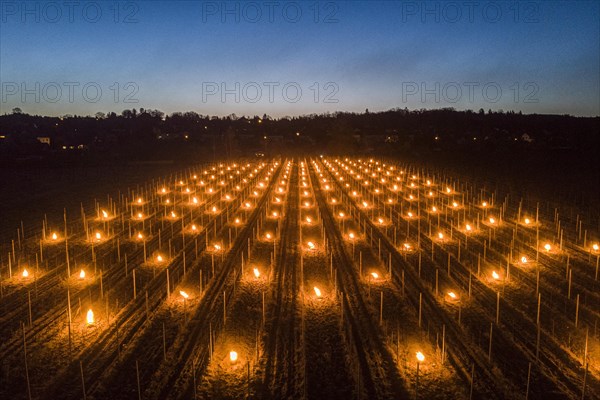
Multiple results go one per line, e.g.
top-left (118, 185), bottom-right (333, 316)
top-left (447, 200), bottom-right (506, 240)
top-left (0, 157), bottom-right (598, 400)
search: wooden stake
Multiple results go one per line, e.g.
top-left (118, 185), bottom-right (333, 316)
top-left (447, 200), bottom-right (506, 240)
top-left (575, 294), bottom-right (580, 328)
top-left (488, 323), bottom-right (493, 361)
top-left (525, 362), bottom-right (532, 400)
top-left (418, 292), bottom-right (422, 328)
top-left (136, 360), bottom-right (142, 400)
top-left (28, 290), bottom-right (33, 327)
top-left (133, 269), bottom-right (137, 299)
top-left (23, 323), bottom-right (32, 400)
top-left (496, 292), bottom-right (500, 325)
top-left (379, 291), bottom-right (383, 325)
top-left (469, 363), bottom-right (474, 400)
top-left (536, 293), bottom-right (541, 325)
top-left (162, 322), bottom-right (167, 361)
top-left (80, 360), bottom-right (87, 400)
top-left (166, 269), bottom-right (170, 297)
top-left (441, 324), bottom-right (446, 364)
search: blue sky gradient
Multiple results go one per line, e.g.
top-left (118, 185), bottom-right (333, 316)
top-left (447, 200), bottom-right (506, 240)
top-left (1, 1), bottom-right (598, 117)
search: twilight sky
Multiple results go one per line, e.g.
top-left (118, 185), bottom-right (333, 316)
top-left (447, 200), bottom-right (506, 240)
top-left (1, 1), bottom-right (598, 117)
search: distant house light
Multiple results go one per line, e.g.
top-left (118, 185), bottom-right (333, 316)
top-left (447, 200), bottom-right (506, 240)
top-left (37, 137), bottom-right (51, 145)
